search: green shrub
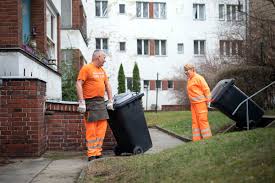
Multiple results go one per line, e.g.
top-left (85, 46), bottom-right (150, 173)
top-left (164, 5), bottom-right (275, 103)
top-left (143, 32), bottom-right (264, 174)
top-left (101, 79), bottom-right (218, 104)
top-left (215, 66), bottom-right (274, 109)
top-left (61, 62), bottom-right (78, 101)
top-left (117, 63), bottom-right (126, 94)
top-left (132, 62), bottom-right (141, 92)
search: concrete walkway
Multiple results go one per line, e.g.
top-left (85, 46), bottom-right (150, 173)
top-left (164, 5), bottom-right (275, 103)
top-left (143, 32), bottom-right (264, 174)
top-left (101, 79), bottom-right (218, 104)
top-left (0, 128), bottom-right (185, 183)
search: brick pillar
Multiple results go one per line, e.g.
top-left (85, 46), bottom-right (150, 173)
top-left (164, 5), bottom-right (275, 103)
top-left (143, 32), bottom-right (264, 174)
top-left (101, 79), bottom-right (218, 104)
top-left (0, 78), bottom-right (46, 157)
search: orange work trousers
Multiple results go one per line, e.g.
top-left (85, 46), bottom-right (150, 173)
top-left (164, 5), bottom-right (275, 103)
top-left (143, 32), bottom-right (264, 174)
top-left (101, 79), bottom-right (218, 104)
top-left (191, 102), bottom-right (212, 141)
top-left (84, 118), bottom-right (107, 157)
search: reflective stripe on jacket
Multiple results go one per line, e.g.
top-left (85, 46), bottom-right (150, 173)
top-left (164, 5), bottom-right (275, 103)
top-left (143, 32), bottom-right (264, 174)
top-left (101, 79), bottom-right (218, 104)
top-left (187, 73), bottom-right (211, 104)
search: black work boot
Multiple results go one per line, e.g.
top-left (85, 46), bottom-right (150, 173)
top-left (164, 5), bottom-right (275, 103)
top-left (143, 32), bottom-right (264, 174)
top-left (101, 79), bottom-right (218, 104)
top-left (88, 156), bottom-right (97, 162)
top-left (96, 155), bottom-right (103, 159)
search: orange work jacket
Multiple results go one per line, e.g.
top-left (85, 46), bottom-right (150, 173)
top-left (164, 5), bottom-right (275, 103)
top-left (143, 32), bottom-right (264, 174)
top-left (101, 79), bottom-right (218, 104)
top-left (187, 73), bottom-right (211, 104)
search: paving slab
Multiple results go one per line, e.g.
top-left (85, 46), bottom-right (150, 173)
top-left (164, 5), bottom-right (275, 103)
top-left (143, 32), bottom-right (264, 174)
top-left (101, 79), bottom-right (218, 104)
top-left (0, 158), bottom-right (51, 183)
top-left (32, 158), bottom-right (86, 183)
top-left (0, 127), bottom-right (185, 183)
top-left (146, 128), bottom-right (185, 154)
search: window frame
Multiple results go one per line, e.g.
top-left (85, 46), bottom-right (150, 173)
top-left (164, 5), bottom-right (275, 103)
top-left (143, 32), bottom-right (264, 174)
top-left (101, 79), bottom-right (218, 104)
top-left (137, 39), bottom-right (167, 56)
top-left (95, 38), bottom-right (108, 51)
top-left (193, 3), bottom-right (205, 20)
top-left (95, 0), bottom-right (108, 17)
top-left (137, 39), bottom-right (149, 55)
top-left (168, 80), bottom-right (174, 89)
top-left (177, 43), bottom-right (184, 54)
top-left (153, 2), bottom-right (166, 19)
top-left (119, 42), bottom-right (126, 51)
top-left (127, 77), bottom-right (133, 91)
top-left (222, 4), bottom-right (243, 22)
top-left (219, 4), bottom-right (225, 20)
top-left (156, 80), bottom-right (162, 90)
top-left (143, 80), bottom-right (149, 89)
top-left (194, 40), bottom-right (206, 56)
top-left (220, 40), bottom-right (243, 57)
top-left (136, 1), bottom-right (149, 18)
top-left (46, 2), bottom-right (58, 60)
top-left (119, 4), bottom-right (125, 14)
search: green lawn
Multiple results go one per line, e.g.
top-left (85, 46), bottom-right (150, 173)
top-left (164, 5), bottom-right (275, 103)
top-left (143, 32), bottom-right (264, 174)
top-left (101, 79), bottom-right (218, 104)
top-left (145, 111), bottom-right (234, 138)
top-left (85, 128), bottom-right (275, 183)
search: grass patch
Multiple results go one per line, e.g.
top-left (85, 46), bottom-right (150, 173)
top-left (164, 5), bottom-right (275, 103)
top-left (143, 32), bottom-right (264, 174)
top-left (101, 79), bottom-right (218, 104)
top-left (85, 128), bottom-right (275, 183)
top-left (145, 111), bottom-right (234, 138)
top-left (265, 109), bottom-right (275, 115)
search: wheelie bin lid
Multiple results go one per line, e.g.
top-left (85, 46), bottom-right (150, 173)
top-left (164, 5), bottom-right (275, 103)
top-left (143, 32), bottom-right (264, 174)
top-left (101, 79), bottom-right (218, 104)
top-left (211, 78), bottom-right (235, 104)
top-left (113, 92), bottom-right (144, 109)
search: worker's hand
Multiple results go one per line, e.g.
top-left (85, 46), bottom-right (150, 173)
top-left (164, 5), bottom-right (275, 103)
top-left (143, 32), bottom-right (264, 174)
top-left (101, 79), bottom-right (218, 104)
top-left (77, 99), bottom-right (86, 113)
top-left (106, 100), bottom-right (114, 110)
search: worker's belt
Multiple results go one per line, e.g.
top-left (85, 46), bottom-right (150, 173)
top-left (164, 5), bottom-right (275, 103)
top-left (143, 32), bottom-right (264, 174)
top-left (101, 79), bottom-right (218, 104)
top-left (85, 97), bottom-right (109, 122)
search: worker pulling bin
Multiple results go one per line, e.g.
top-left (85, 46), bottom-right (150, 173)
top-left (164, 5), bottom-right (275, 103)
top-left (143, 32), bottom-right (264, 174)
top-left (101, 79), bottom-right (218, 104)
top-left (107, 92), bottom-right (152, 155)
top-left (210, 79), bottom-right (265, 129)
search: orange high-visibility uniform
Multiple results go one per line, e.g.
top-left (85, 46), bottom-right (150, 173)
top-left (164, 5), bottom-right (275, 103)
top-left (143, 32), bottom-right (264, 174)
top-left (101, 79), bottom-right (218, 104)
top-left (187, 73), bottom-right (212, 141)
top-left (77, 63), bottom-right (109, 157)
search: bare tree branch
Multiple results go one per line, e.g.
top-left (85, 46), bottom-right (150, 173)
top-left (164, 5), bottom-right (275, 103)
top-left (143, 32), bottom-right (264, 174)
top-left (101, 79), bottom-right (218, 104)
top-left (266, 0), bottom-right (275, 7)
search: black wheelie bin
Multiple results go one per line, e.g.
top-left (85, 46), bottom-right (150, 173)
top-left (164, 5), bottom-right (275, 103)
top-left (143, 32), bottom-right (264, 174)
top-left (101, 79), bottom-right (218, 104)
top-left (107, 92), bottom-right (152, 155)
top-left (210, 79), bottom-right (264, 128)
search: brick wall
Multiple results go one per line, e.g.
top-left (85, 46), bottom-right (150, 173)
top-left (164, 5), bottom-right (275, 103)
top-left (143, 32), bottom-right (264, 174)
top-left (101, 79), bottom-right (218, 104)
top-left (0, 78), bottom-right (47, 157)
top-left (72, 0), bottom-right (81, 29)
top-left (162, 80), bottom-right (168, 90)
top-left (31, 0), bottom-right (47, 54)
top-left (0, 78), bottom-right (116, 157)
top-left (0, 0), bottom-right (22, 47)
top-left (150, 80), bottom-right (156, 90)
top-left (45, 102), bottom-right (116, 151)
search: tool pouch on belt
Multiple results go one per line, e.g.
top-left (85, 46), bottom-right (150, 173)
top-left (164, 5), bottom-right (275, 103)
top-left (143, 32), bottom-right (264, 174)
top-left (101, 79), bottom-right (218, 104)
top-left (85, 97), bottom-right (109, 122)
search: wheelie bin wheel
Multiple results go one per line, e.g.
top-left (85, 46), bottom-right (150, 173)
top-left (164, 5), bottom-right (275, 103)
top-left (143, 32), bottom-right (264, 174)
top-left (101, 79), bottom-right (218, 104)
top-left (114, 146), bottom-right (122, 156)
top-left (133, 146), bottom-right (143, 155)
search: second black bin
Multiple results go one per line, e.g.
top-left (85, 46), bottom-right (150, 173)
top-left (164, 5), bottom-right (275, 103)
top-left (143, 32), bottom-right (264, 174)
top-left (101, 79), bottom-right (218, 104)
top-left (210, 79), bottom-right (264, 128)
top-left (107, 92), bottom-right (152, 155)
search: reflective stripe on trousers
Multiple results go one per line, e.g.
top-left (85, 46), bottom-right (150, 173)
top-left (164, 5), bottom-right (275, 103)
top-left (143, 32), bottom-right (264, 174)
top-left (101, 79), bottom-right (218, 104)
top-left (84, 118), bottom-right (107, 157)
top-left (191, 102), bottom-right (212, 141)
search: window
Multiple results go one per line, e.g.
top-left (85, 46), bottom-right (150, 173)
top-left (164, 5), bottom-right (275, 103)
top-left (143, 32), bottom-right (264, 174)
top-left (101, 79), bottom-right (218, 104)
top-left (136, 2), bottom-right (149, 18)
top-left (137, 39), bottom-right (166, 56)
top-left (95, 0), bottom-right (108, 17)
top-left (96, 38), bottom-right (108, 51)
top-left (156, 80), bottom-right (162, 89)
top-left (193, 4), bottom-right (205, 20)
top-left (155, 40), bottom-right (166, 56)
top-left (127, 77), bottom-right (133, 91)
top-left (220, 40), bottom-right (243, 56)
top-left (219, 4), bottom-right (225, 20)
top-left (46, 8), bottom-right (55, 40)
top-left (220, 4), bottom-right (243, 21)
top-left (137, 39), bottom-right (149, 55)
top-left (119, 42), bottom-right (126, 51)
top-left (46, 4), bottom-right (57, 61)
top-left (137, 2), bottom-right (166, 19)
top-left (168, 80), bottom-right (174, 89)
top-left (143, 80), bottom-right (149, 88)
top-left (119, 4), bottom-right (125, 14)
top-left (177, 43), bottom-right (184, 54)
top-left (194, 40), bottom-right (205, 55)
top-left (153, 2), bottom-right (166, 19)
top-left (61, 0), bottom-right (72, 28)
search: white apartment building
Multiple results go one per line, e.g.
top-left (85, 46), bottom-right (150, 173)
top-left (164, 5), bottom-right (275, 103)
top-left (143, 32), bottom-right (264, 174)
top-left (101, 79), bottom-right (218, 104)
top-left (86, 0), bottom-right (246, 110)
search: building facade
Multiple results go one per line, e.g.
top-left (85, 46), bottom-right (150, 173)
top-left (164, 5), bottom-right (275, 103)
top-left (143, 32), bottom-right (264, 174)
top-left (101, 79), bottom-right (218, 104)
top-left (60, 0), bottom-right (91, 70)
top-left (0, 0), bottom-right (62, 100)
top-left (86, 0), bottom-right (247, 110)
